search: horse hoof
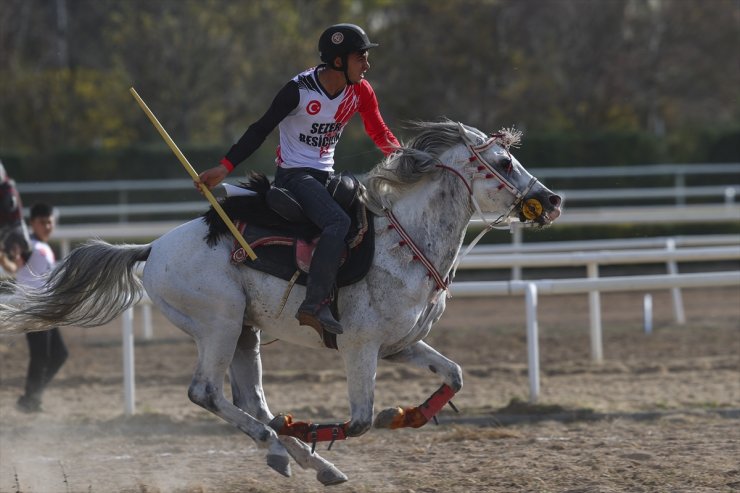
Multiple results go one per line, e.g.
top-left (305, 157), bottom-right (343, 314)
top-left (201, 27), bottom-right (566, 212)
top-left (373, 406), bottom-right (403, 429)
top-left (267, 454), bottom-right (292, 477)
top-left (317, 466), bottom-right (348, 486)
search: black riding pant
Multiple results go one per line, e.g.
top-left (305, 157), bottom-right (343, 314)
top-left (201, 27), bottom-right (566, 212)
top-left (274, 167), bottom-right (350, 304)
top-left (23, 328), bottom-right (68, 399)
top-left (274, 167), bottom-right (350, 242)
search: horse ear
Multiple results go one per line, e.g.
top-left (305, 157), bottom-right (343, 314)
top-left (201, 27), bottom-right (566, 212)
top-left (457, 122), bottom-right (478, 144)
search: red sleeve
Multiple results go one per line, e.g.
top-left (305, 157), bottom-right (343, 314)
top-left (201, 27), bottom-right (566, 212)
top-left (357, 80), bottom-right (400, 156)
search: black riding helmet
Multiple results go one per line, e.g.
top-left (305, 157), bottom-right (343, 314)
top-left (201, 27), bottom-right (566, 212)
top-left (318, 24), bottom-right (378, 84)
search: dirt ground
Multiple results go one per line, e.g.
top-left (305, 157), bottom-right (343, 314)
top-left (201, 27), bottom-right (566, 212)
top-left (1, 285), bottom-right (738, 493)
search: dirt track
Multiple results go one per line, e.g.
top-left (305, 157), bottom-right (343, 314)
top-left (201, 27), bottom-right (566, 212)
top-left (1, 286), bottom-right (739, 492)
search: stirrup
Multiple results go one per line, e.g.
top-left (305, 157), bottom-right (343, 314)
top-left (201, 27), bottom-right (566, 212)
top-left (296, 303), bottom-right (343, 335)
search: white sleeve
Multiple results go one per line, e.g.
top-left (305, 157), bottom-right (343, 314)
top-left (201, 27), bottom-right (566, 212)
top-left (15, 243), bottom-right (55, 289)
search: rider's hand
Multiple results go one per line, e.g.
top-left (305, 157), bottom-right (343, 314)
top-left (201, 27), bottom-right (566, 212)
top-left (196, 164), bottom-right (229, 193)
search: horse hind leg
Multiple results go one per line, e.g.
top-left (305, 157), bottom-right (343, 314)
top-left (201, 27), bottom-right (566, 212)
top-left (229, 326), bottom-right (348, 486)
top-left (186, 321), bottom-right (292, 478)
top-left (382, 340), bottom-right (463, 392)
top-left (375, 340), bottom-right (462, 429)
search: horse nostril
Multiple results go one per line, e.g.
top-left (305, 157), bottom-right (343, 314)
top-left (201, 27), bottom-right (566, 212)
top-left (549, 195), bottom-right (562, 208)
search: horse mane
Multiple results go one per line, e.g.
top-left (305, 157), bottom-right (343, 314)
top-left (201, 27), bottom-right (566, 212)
top-left (361, 119), bottom-right (524, 213)
top-left (361, 120), bottom-right (457, 212)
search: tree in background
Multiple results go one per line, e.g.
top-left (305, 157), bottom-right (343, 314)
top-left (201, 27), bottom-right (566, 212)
top-left (1, 0), bottom-right (737, 178)
top-left (375, 0), bottom-right (739, 136)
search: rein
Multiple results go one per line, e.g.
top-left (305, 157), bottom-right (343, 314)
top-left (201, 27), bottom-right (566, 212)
top-left (384, 122), bottom-right (539, 297)
top-left (384, 209), bottom-right (449, 291)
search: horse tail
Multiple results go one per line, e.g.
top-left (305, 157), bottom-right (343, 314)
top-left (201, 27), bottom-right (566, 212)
top-left (0, 240), bottom-right (151, 335)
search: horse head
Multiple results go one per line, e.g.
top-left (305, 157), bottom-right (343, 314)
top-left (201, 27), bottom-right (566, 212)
top-left (362, 120), bottom-right (561, 231)
top-left (454, 122), bottom-right (562, 228)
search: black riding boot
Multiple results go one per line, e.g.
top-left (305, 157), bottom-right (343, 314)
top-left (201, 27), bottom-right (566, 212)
top-left (296, 235), bottom-right (345, 335)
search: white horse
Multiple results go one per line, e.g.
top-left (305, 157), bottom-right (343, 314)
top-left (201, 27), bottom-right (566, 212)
top-left (0, 120), bottom-right (561, 486)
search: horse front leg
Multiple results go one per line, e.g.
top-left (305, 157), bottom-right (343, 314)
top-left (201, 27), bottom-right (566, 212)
top-left (229, 326), bottom-right (348, 486)
top-left (342, 343), bottom-right (379, 436)
top-left (374, 340), bottom-right (462, 429)
top-left (268, 343), bottom-right (379, 446)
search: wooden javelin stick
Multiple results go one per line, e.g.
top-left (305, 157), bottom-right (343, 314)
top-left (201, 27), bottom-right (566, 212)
top-left (129, 87), bottom-right (257, 261)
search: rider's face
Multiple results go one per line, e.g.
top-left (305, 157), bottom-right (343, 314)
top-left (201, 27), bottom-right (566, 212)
top-left (344, 50), bottom-right (370, 83)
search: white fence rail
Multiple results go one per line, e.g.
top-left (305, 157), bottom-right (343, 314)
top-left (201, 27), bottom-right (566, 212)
top-left (471, 204), bottom-right (740, 278)
top-left (21, 186), bottom-right (740, 221)
top-left (456, 244), bottom-right (740, 360)
top-left (458, 245), bottom-right (740, 270)
top-left (15, 162), bottom-right (740, 222)
top-left (52, 203), bottom-right (740, 258)
top-left (469, 234), bottom-right (740, 254)
top-left (24, 193), bottom-right (737, 223)
top-left (452, 271), bottom-right (740, 403)
top-left (472, 204), bottom-right (740, 227)
top-left (27, 164), bottom-right (734, 413)
top-left (560, 185), bottom-right (739, 204)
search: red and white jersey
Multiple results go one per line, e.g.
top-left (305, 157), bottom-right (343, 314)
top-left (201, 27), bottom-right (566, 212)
top-left (221, 65), bottom-right (399, 173)
top-left (278, 67), bottom-right (383, 170)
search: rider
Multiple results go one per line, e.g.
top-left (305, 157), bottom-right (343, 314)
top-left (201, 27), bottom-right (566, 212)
top-left (198, 24), bottom-right (400, 335)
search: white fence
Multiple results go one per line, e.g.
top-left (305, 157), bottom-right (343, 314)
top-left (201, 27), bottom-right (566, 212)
top-left (20, 164), bottom-right (737, 413)
top-left (15, 162), bottom-right (740, 223)
top-left (20, 186), bottom-right (740, 222)
top-left (115, 238), bottom-right (739, 413)
top-left (52, 203), bottom-right (740, 258)
top-left (469, 233), bottom-right (740, 254)
top-left (118, 253), bottom-right (740, 413)
top-left (455, 245), bottom-right (740, 356)
top-left (452, 271), bottom-right (740, 404)
top-left (47, 208), bottom-right (737, 413)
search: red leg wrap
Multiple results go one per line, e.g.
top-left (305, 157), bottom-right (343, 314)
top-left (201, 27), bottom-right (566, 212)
top-left (269, 414), bottom-right (349, 447)
top-left (387, 384), bottom-right (456, 429)
top-left (418, 383), bottom-right (456, 421)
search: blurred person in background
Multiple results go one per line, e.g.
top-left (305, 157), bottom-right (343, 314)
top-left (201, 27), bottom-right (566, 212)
top-left (14, 202), bottom-right (68, 413)
top-left (197, 24), bottom-right (399, 335)
top-left (0, 161), bottom-right (31, 276)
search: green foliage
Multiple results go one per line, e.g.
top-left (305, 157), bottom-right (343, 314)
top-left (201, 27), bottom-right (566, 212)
top-left (0, 0), bottom-right (738, 182)
top-left (0, 68), bottom-right (135, 152)
top-left (3, 126), bottom-right (739, 183)
top-left (666, 127), bottom-right (740, 164)
top-left (517, 131), bottom-right (660, 168)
